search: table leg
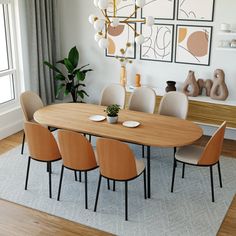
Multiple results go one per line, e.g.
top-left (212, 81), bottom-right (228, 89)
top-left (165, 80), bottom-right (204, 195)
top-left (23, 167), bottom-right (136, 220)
top-left (147, 146), bottom-right (151, 198)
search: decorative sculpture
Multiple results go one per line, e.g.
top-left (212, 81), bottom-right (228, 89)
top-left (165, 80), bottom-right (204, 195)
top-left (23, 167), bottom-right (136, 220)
top-left (197, 79), bottom-right (213, 96)
top-left (210, 69), bottom-right (229, 101)
top-left (182, 70), bottom-right (200, 97)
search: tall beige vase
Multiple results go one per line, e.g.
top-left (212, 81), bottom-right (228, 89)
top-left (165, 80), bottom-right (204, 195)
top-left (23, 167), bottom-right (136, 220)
top-left (120, 66), bottom-right (127, 87)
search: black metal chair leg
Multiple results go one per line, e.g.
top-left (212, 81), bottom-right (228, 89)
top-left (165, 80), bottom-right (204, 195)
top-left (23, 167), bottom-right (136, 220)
top-left (217, 162), bottom-right (223, 188)
top-left (182, 163), bottom-right (185, 178)
top-left (74, 171), bottom-right (78, 181)
top-left (171, 158), bottom-right (177, 192)
top-left (142, 145), bottom-right (145, 158)
top-left (113, 180), bottom-right (116, 191)
top-left (57, 166), bottom-right (64, 201)
top-left (21, 132), bottom-right (25, 155)
top-left (143, 169), bottom-right (147, 199)
top-left (79, 171), bottom-right (82, 182)
top-left (47, 162), bottom-right (49, 172)
top-left (48, 162), bottom-right (52, 198)
top-left (174, 147), bottom-right (177, 167)
top-left (89, 135), bottom-right (91, 143)
top-left (125, 181), bottom-right (128, 221)
top-left (107, 179), bottom-right (110, 190)
top-left (210, 166), bottom-right (215, 202)
top-left (24, 157), bottom-right (31, 190)
top-left (94, 175), bottom-right (102, 212)
top-left (85, 171), bottom-right (88, 209)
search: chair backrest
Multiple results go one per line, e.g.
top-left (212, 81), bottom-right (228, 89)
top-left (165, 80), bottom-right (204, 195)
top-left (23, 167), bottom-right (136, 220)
top-left (58, 130), bottom-right (97, 171)
top-left (96, 138), bottom-right (138, 180)
top-left (128, 87), bottom-right (156, 113)
top-left (198, 121), bottom-right (226, 165)
top-left (158, 91), bottom-right (189, 119)
top-left (99, 84), bottom-right (126, 109)
top-left (24, 122), bottom-right (60, 161)
top-left (20, 91), bottom-right (44, 121)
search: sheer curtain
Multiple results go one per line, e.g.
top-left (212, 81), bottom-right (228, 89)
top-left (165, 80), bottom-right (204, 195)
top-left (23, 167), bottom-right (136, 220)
top-left (25, 0), bottom-right (60, 104)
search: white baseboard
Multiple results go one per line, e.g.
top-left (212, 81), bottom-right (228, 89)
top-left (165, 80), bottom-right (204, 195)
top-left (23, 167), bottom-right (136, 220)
top-left (0, 120), bottom-right (23, 140)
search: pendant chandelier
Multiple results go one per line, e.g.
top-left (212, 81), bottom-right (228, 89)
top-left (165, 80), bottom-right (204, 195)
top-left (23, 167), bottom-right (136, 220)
top-left (89, 0), bottom-right (154, 49)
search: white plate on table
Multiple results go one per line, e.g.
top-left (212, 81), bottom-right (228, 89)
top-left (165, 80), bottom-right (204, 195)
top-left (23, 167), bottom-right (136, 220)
top-left (122, 121), bottom-right (140, 128)
top-left (89, 115), bottom-right (106, 122)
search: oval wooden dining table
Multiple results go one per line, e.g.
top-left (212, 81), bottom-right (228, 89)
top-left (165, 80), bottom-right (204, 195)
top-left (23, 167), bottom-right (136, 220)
top-left (34, 103), bottom-right (203, 198)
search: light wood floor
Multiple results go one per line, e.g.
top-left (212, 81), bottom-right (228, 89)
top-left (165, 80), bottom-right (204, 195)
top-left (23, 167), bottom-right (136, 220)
top-left (0, 131), bottom-right (235, 235)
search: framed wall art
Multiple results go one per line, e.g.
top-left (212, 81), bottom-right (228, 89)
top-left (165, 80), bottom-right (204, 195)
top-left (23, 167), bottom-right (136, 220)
top-left (177, 0), bottom-right (215, 21)
top-left (140, 23), bottom-right (174, 62)
top-left (142, 0), bottom-right (175, 20)
top-left (175, 25), bottom-right (213, 66)
top-left (106, 23), bottom-right (136, 59)
top-left (107, 0), bottom-right (136, 18)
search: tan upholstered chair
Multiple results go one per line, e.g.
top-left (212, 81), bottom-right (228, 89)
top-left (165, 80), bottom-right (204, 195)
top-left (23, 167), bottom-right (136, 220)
top-left (128, 87), bottom-right (156, 158)
top-left (99, 83), bottom-right (126, 109)
top-left (24, 122), bottom-right (61, 198)
top-left (20, 91), bottom-right (44, 154)
top-left (171, 121), bottom-right (226, 202)
top-left (158, 91), bottom-right (189, 119)
top-left (94, 138), bottom-right (146, 221)
top-left (57, 130), bottom-right (98, 209)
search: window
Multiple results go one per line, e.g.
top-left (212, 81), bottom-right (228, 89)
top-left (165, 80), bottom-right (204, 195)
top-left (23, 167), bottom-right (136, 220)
top-left (0, 2), bottom-right (15, 105)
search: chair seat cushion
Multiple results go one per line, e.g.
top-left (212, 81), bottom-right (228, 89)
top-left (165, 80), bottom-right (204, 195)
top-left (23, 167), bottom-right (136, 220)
top-left (135, 159), bottom-right (145, 175)
top-left (175, 145), bottom-right (204, 165)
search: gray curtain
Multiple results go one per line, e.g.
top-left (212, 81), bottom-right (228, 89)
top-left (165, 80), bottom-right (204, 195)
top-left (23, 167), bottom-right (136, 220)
top-left (25, 0), bottom-right (60, 105)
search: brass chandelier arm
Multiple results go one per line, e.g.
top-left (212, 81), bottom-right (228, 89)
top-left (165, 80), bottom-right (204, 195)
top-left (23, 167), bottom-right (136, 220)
top-left (126, 23), bottom-right (139, 36)
top-left (123, 5), bottom-right (138, 22)
top-left (101, 9), bottom-right (111, 23)
top-left (120, 19), bottom-right (146, 23)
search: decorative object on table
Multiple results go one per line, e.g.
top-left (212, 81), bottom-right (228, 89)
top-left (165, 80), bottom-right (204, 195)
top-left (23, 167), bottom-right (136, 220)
top-left (122, 121), bottom-right (140, 128)
top-left (89, 115), bottom-right (106, 122)
top-left (104, 104), bottom-right (120, 124)
top-left (210, 69), bottom-right (229, 101)
top-left (165, 81), bottom-right (176, 92)
top-left (177, 0), bottom-right (215, 22)
top-left (182, 70), bottom-right (199, 97)
top-left (89, 0), bottom-right (154, 54)
top-left (44, 46), bottom-right (92, 102)
top-left (141, 0), bottom-right (175, 20)
top-left (135, 74), bottom-right (141, 87)
top-left (197, 78), bottom-right (213, 96)
top-left (175, 25), bottom-right (213, 66)
top-left (140, 23), bottom-right (174, 62)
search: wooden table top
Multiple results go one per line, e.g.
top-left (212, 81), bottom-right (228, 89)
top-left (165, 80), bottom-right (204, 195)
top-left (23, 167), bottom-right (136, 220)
top-left (34, 103), bottom-right (203, 147)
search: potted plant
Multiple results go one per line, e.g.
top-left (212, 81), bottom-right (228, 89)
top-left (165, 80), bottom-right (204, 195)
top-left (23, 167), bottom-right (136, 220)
top-left (104, 104), bottom-right (120, 124)
top-left (44, 46), bottom-right (92, 102)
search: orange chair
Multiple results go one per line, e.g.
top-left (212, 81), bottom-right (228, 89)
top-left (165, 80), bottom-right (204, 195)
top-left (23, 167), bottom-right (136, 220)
top-left (94, 138), bottom-right (146, 221)
top-left (171, 121), bottom-right (226, 202)
top-left (57, 130), bottom-right (98, 209)
top-left (24, 122), bottom-right (61, 198)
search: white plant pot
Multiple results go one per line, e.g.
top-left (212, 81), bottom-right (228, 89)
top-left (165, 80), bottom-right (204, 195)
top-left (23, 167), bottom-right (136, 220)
top-left (107, 116), bottom-right (118, 124)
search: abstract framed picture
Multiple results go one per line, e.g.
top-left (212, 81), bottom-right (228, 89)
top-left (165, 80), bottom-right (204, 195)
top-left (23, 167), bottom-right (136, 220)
top-left (175, 25), bottom-right (213, 66)
top-left (107, 0), bottom-right (136, 18)
top-left (141, 0), bottom-right (175, 20)
top-left (177, 0), bottom-right (215, 21)
top-left (106, 23), bottom-right (136, 59)
top-left (140, 23), bottom-right (174, 62)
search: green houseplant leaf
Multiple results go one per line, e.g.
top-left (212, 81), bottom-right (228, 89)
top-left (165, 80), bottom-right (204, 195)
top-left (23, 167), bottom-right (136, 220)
top-left (68, 46), bottom-right (79, 68)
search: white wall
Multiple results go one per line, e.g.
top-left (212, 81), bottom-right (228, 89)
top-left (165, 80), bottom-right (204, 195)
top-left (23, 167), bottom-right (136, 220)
top-left (58, 0), bottom-right (236, 105)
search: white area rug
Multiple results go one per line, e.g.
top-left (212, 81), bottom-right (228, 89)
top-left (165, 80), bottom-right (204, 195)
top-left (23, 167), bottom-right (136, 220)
top-left (0, 139), bottom-right (235, 236)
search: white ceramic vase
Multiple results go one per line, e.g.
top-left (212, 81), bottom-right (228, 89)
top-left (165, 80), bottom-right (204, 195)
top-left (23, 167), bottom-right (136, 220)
top-left (107, 116), bottom-right (118, 124)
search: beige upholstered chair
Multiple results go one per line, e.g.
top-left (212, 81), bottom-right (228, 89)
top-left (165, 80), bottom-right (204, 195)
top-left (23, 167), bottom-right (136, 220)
top-left (158, 91), bottom-right (189, 119)
top-left (100, 83), bottom-right (126, 109)
top-left (20, 91), bottom-right (44, 154)
top-left (57, 130), bottom-right (98, 209)
top-left (94, 138), bottom-right (146, 221)
top-left (24, 122), bottom-right (61, 198)
top-left (171, 121), bottom-right (226, 202)
top-left (128, 87), bottom-right (156, 158)
top-left (128, 87), bottom-right (156, 113)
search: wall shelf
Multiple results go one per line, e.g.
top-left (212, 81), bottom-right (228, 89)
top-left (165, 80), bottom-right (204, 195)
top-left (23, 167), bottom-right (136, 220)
top-left (218, 31), bottom-right (236, 36)
top-left (216, 47), bottom-right (236, 51)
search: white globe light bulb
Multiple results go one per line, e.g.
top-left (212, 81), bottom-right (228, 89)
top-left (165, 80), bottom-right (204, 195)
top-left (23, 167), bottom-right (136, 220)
top-left (99, 38), bottom-right (109, 49)
top-left (136, 0), bottom-right (146, 8)
top-left (94, 19), bottom-right (105, 32)
top-left (135, 34), bottom-right (145, 45)
top-left (88, 14), bottom-right (96, 24)
top-left (94, 0), bottom-right (99, 7)
top-left (94, 33), bottom-right (103, 42)
top-left (146, 16), bottom-right (154, 27)
top-left (98, 0), bottom-right (109, 10)
top-left (111, 18), bottom-right (120, 27)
